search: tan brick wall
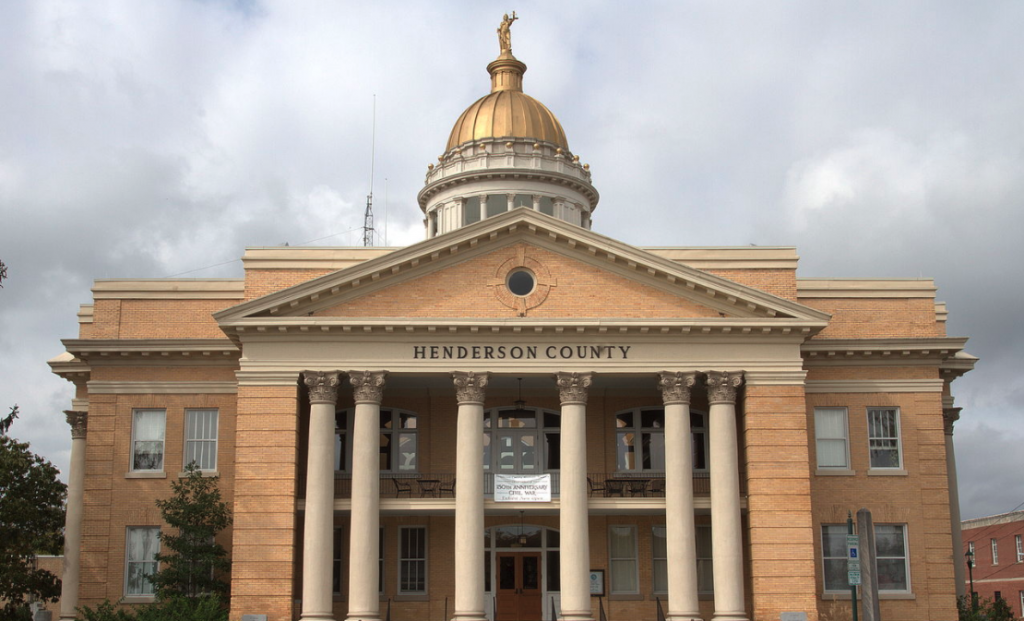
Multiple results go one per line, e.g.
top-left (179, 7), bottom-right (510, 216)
top-left (315, 244), bottom-right (722, 320)
top-left (78, 388), bottom-right (237, 611)
top-left (704, 268), bottom-right (798, 301)
top-left (806, 366), bottom-right (938, 381)
top-left (807, 389), bottom-right (955, 621)
top-left (245, 269), bottom-right (335, 300)
top-left (801, 297), bottom-right (944, 339)
top-left (87, 299), bottom-right (237, 340)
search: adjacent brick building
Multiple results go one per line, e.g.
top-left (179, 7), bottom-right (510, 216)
top-left (963, 512), bottom-right (1024, 616)
top-left (48, 22), bottom-right (976, 621)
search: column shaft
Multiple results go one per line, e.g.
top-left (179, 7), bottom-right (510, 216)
top-left (706, 372), bottom-right (748, 621)
top-left (659, 373), bottom-right (700, 621)
top-left (301, 372), bottom-right (342, 621)
top-left (346, 371), bottom-right (387, 621)
top-left (60, 411), bottom-right (88, 620)
top-left (557, 372), bottom-right (594, 621)
top-left (945, 407), bottom-right (966, 598)
top-left (452, 372), bottom-right (489, 621)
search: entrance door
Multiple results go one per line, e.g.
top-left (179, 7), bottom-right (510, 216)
top-left (495, 552), bottom-right (542, 621)
top-left (495, 431), bottom-right (538, 472)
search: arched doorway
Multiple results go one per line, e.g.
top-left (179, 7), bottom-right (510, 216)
top-left (485, 524), bottom-right (560, 621)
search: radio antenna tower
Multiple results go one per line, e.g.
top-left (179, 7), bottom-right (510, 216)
top-left (363, 95), bottom-right (377, 247)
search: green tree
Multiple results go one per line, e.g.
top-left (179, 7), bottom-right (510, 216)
top-left (959, 595), bottom-right (1018, 621)
top-left (0, 405), bottom-right (68, 618)
top-left (151, 463), bottom-right (232, 600)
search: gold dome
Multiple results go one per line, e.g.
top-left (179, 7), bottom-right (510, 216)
top-left (446, 54), bottom-right (569, 152)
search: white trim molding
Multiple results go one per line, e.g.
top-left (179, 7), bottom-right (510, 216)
top-left (88, 381), bottom-right (238, 394)
top-left (805, 379), bottom-right (944, 393)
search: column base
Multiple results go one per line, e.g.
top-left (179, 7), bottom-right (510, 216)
top-left (667, 614), bottom-right (703, 621)
top-left (450, 613), bottom-right (487, 621)
top-left (712, 613), bottom-right (749, 621)
top-left (301, 614), bottom-right (335, 621)
top-left (344, 615), bottom-right (378, 621)
top-left (560, 612), bottom-right (595, 621)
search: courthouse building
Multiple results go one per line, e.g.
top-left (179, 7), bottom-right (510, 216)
top-left (49, 22), bottom-right (976, 621)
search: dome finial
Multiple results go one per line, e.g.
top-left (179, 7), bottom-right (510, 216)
top-left (497, 11), bottom-right (518, 57)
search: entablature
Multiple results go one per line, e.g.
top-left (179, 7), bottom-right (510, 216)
top-left (802, 337), bottom-right (969, 367)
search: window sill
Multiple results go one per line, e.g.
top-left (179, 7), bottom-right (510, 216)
top-left (822, 592), bottom-right (915, 600)
top-left (393, 593), bottom-right (429, 602)
top-left (816, 468), bottom-right (856, 476)
top-left (867, 469), bottom-right (908, 476)
top-left (122, 596), bottom-right (157, 604)
top-left (177, 470), bottom-right (219, 478)
top-left (609, 594), bottom-right (643, 601)
top-left (125, 471), bottom-right (166, 479)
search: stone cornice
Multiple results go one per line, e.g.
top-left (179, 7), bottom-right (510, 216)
top-left (805, 379), bottom-right (944, 393)
top-left (61, 339), bottom-right (240, 364)
top-left (92, 279), bottom-right (244, 300)
top-left (643, 247), bottom-right (798, 270)
top-left (214, 209), bottom-right (831, 328)
top-left (48, 352), bottom-right (91, 382)
top-left (87, 381), bottom-right (238, 394)
top-left (940, 351), bottom-right (979, 381)
top-left (797, 278), bottom-right (937, 299)
top-left (802, 337), bottom-right (968, 366)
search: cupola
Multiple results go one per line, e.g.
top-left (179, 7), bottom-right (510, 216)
top-left (418, 16), bottom-right (599, 239)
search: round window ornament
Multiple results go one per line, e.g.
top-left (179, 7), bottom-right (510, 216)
top-left (507, 269), bottom-right (536, 297)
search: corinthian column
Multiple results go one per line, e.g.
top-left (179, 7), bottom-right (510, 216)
top-left (944, 406), bottom-right (966, 599)
top-left (658, 373), bottom-right (701, 621)
top-left (346, 370), bottom-right (387, 621)
top-left (452, 371), bottom-right (490, 621)
top-left (705, 371), bottom-right (748, 621)
top-left (60, 411), bottom-right (88, 621)
top-left (301, 371), bottom-right (343, 621)
top-left (556, 372), bottom-right (594, 621)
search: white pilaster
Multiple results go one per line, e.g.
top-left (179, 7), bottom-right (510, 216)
top-left (452, 371), bottom-right (490, 621)
top-left (346, 371), bottom-right (388, 621)
top-left (60, 411), bottom-right (88, 621)
top-left (706, 371), bottom-right (748, 621)
top-left (658, 373), bottom-right (701, 621)
top-left (557, 372), bottom-right (594, 621)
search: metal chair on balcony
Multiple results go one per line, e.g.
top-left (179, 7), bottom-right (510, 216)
top-left (391, 478), bottom-right (412, 498)
top-left (587, 477), bottom-right (606, 497)
top-left (439, 477), bottom-right (456, 497)
top-left (648, 478), bottom-right (666, 497)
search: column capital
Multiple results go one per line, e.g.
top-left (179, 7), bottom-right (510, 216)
top-left (64, 410), bottom-right (88, 440)
top-left (556, 372), bottom-right (593, 405)
top-left (452, 371), bottom-right (490, 404)
top-left (943, 407), bottom-right (962, 435)
top-left (302, 370), bottom-right (343, 405)
top-left (658, 371), bottom-right (700, 405)
top-left (348, 370), bottom-right (388, 404)
top-left (705, 371), bottom-right (744, 405)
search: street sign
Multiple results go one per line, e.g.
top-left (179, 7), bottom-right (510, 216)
top-left (848, 570), bottom-right (862, 586)
top-left (847, 534), bottom-right (861, 586)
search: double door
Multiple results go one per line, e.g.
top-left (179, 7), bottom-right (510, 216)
top-left (495, 552), bottom-right (542, 621)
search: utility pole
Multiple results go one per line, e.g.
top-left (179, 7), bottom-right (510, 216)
top-left (966, 548), bottom-right (977, 612)
top-left (848, 511), bottom-right (859, 621)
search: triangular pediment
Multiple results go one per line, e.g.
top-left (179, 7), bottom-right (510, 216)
top-left (214, 209), bottom-right (830, 331)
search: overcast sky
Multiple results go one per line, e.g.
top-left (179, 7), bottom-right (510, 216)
top-left (1, 1), bottom-right (1022, 521)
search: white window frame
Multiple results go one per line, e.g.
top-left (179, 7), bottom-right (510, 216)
top-left (1019, 591), bottom-right (1024, 618)
top-left (814, 407), bottom-right (850, 470)
top-left (336, 408), bottom-right (419, 474)
top-left (1016, 535), bottom-right (1023, 563)
top-left (875, 524), bottom-right (911, 593)
top-left (124, 526), bottom-right (160, 597)
top-left (398, 526), bottom-right (427, 595)
top-left (184, 408), bottom-right (218, 472)
top-left (867, 407), bottom-right (903, 470)
top-left (992, 538), bottom-right (1000, 565)
top-left (652, 526), bottom-right (667, 595)
top-left (821, 524), bottom-right (849, 594)
top-left (609, 525), bottom-right (639, 595)
top-left (131, 409), bottom-right (166, 472)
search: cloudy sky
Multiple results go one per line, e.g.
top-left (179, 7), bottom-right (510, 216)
top-left (1, 1), bottom-right (1022, 521)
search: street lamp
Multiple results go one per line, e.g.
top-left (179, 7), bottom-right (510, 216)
top-left (966, 548), bottom-right (977, 612)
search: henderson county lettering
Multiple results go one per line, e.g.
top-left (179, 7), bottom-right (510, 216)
top-left (412, 344), bottom-right (632, 360)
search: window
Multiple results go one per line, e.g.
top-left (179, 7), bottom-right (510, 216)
top-left (1019, 591), bottom-right (1023, 618)
top-left (992, 538), bottom-right (1000, 565)
top-left (333, 527), bottom-right (343, 595)
top-left (184, 409), bottom-right (218, 471)
top-left (132, 409), bottom-right (165, 471)
top-left (482, 406), bottom-right (560, 473)
top-left (336, 409), bottom-right (418, 473)
top-left (875, 524), bottom-right (910, 592)
top-left (995, 591), bottom-right (1002, 601)
top-left (696, 525), bottom-right (713, 594)
top-left (125, 527), bottom-right (160, 596)
top-left (615, 408), bottom-right (709, 472)
top-left (815, 407), bottom-right (850, 469)
top-left (399, 526), bottom-right (426, 594)
top-left (867, 408), bottom-right (902, 469)
top-left (652, 526), bottom-right (667, 594)
top-left (379, 527), bottom-right (385, 595)
top-left (609, 525), bottom-right (638, 594)
top-left (821, 524), bottom-right (849, 593)
top-left (1016, 535), bottom-right (1023, 563)
top-left (822, 524), bottom-right (909, 593)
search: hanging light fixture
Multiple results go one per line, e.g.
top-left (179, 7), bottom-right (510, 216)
top-left (518, 510), bottom-right (528, 546)
top-left (512, 377), bottom-right (528, 414)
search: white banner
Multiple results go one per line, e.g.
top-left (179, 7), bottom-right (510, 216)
top-left (494, 474), bottom-right (552, 502)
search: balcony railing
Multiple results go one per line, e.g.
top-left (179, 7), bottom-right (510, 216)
top-left (333, 472), bottom-right (716, 499)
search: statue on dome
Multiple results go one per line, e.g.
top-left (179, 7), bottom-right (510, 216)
top-left (498, 12), bottom-right (518, 55)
